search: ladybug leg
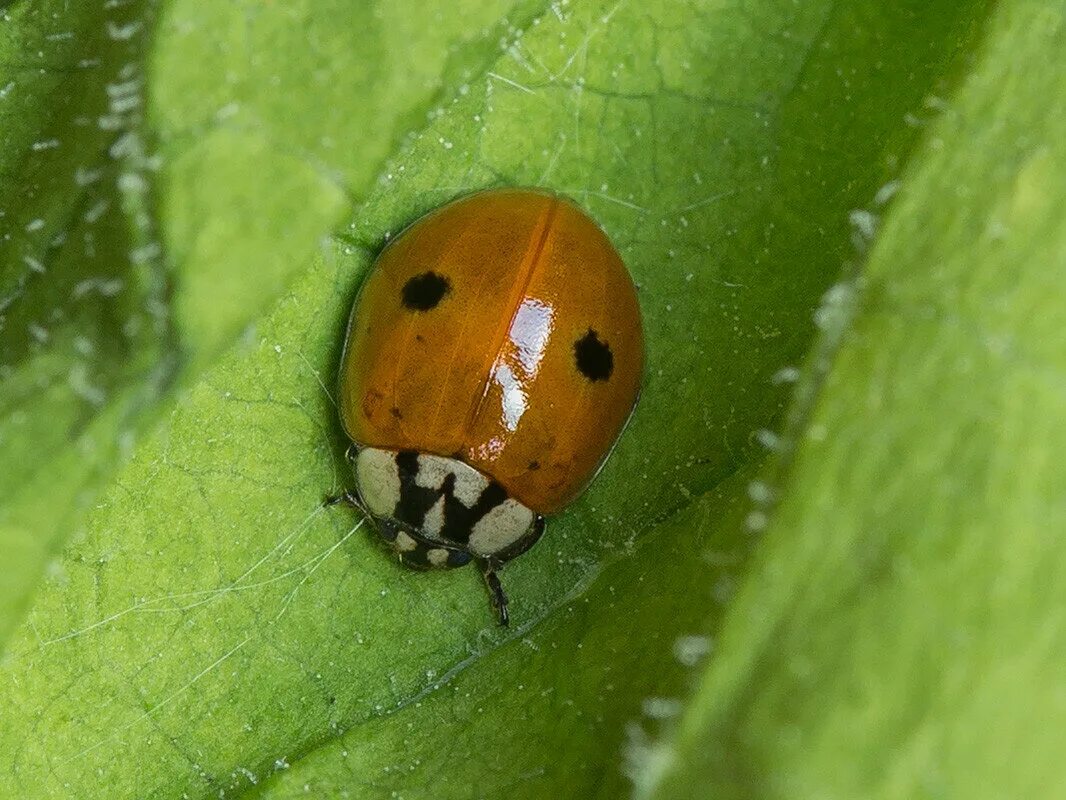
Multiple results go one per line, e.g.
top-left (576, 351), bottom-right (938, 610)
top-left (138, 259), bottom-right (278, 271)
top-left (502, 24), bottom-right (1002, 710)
top-left (478, 559), bottom-right (509, 627)
top-left (322, 489), bottom-right (365, 511)
top-left (322, 446), bottom-right (363, 507)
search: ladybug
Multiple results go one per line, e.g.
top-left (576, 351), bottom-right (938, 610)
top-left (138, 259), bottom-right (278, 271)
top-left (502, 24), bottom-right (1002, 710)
top-left (329, 188), bottom-right (643, 625)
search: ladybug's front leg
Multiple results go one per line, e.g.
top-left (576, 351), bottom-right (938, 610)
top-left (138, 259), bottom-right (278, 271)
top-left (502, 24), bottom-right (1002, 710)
top-left (322, 446), bottom-right (363, 508)
top-left (323, 489), bottom-right (365, 511)
top-left (478, 559), bottom-right (509, 627)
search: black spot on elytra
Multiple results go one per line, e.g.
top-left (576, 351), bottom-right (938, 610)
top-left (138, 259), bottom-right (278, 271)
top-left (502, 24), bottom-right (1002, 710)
top-left (574, 329), bottom-right (613, 382)
top-left (390, 407), bottom-right (403, 419)
top-left (527, 460), bottom-right (540, 471)
top-left (401, 271), bottom-right (450, 311)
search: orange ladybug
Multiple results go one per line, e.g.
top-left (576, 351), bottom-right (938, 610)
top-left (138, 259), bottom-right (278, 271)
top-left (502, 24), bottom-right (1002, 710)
top-left (330, 189), bottom-right (643, 624)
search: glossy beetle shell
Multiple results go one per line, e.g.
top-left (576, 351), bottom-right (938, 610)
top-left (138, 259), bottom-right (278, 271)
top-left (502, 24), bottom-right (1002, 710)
top-left (338, 188), bottom-right (643, 514)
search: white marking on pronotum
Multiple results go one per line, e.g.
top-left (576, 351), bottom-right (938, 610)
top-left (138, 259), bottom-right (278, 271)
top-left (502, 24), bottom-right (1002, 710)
top-left (468, 500), bottom-right (535, 556)
top-left (414, 454), bottom-right (451, 491)
top-left (414, 453), bottom-right (489, 508)
top-left (451, 467), bottom-right (489, 508)
top-left (422, 497), bottom-right (445, 538)
top-left (356, 448), bottom-right (401, 517)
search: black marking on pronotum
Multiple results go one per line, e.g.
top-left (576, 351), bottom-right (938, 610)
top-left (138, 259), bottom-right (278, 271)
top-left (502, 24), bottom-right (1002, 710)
top-left (439, 480), bottom-right (507, 545)
top-left (574, 328), bottom-right (614, 381)
top-left (394, 450), bottom-right (441, 528)
top-left (401, 271), bottom-right (450, 311)
top-left (392, 452), bottom-right (509, 545)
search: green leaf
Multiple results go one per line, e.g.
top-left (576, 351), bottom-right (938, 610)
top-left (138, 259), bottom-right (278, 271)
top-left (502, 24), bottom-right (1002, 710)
top-left (642, 3), bottom-right (1066, 798)
top-left (249, 467), bottom-right (758, 799)
top-left (0, 0), bottom-right (538, 643)
top-left (150, 0), bottom-right (546, 365)
top-left (1, 0), bottom-right (171, 641)
top-left (0, 1), bottom-right (1017, 799)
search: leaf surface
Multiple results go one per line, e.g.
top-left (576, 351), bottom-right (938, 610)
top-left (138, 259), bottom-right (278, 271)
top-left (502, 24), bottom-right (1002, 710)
top-left (643, 3), bottom-right (1066, 798)
top-left (0, 1), bottom-right (1005, 798)
top-left (0, 0), bottom-right (534, 644)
